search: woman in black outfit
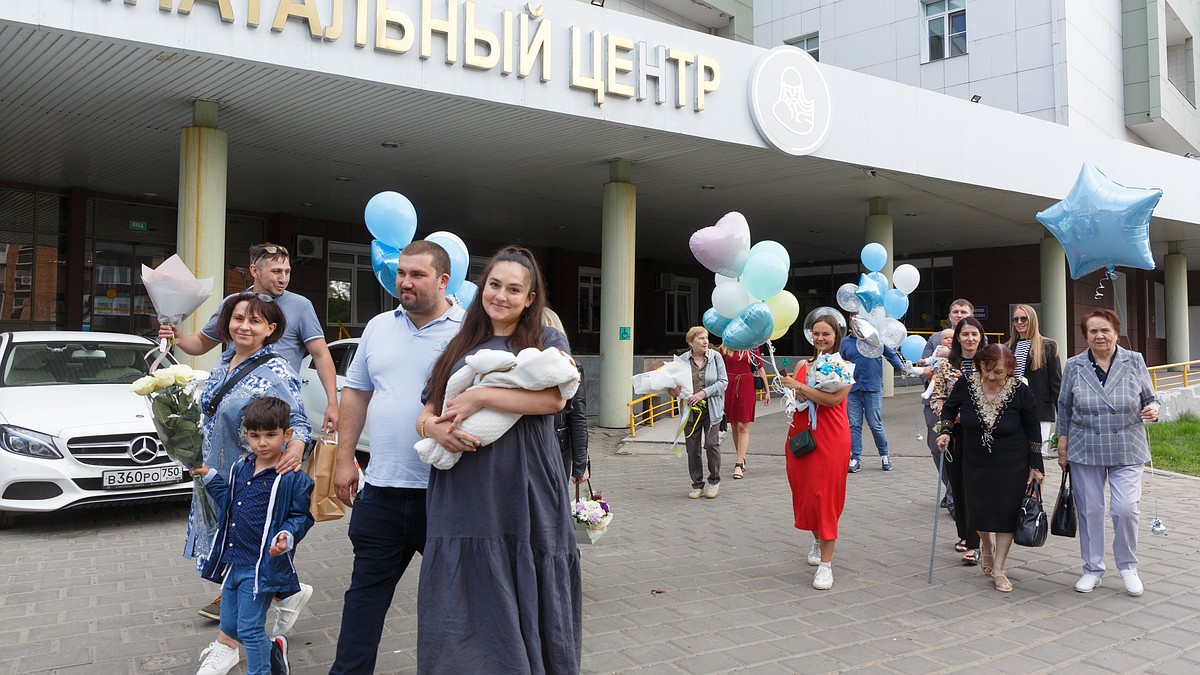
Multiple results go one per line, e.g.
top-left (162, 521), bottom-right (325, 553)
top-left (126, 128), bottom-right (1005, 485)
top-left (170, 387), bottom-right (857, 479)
top-left (937, 344), bottom-right (1044, 592)
top-left (544, 308), bottom-right (589, 483)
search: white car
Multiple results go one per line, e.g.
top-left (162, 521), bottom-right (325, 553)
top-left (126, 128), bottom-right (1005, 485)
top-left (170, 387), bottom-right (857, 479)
top-left (0, 331), bottom-right (192, 528)
top-left (299, 338), bottom-right (370, 460)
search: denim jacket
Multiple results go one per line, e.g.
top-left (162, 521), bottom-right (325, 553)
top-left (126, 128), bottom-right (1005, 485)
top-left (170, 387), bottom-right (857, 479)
top-left (199, 455), bottom-right (315, 598)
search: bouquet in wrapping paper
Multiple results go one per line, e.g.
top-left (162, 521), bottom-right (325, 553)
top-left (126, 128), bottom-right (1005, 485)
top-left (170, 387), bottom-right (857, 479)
top-left (141, 254), bottom-right (215, 367)
top-left (130, 364), bottom-right (216, 529)
top-left (808, 353), bottom-right (855, 392)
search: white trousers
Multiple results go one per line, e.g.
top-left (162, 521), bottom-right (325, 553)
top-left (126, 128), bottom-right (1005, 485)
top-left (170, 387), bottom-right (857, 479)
top-left (1071, 463), bottom-right (1143, 576)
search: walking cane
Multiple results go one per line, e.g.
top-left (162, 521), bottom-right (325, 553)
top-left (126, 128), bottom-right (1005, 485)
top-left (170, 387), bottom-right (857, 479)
top-left (928, 438), bottom-right (947, 584)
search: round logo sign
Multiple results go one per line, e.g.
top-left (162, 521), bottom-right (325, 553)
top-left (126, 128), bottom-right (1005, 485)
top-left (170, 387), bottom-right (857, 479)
top-left (748, 46), bottom-right (832, 156)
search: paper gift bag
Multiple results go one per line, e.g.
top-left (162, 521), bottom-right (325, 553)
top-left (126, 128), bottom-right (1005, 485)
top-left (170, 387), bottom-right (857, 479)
top-left (306, 433), bottom-right (345, 522)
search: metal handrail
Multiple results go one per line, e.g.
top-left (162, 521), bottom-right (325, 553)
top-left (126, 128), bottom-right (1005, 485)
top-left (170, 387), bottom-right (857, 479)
top-left (628, 393), bottom-right (679, 437)
top-left (1148, 360), bottom-right (1200, 391)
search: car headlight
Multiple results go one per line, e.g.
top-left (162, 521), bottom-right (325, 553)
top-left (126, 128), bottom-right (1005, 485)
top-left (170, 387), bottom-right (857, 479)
top-left (0, 425), bottom-right (63, 459)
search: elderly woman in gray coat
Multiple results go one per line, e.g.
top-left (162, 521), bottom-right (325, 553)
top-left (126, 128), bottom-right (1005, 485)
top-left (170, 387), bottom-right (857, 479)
top-left (670, 326), bottom-right (728, 499)
top-left (1057, 309), bottom-right (1159, 597)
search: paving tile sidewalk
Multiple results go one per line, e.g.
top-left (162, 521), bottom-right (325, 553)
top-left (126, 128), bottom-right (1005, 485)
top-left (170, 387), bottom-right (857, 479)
top-left (1, 389), bottom-right (1197, 674)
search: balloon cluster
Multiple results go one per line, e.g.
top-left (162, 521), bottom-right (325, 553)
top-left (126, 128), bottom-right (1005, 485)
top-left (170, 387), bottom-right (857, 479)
top-left (364, 191), bottom-right (477, 306)
top-left (835, 243), bottom-right (923, 361)
top-left (690, 213), bottom-right (799, 350)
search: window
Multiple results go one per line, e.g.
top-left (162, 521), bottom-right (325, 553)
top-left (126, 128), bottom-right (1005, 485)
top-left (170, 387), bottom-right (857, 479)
top-left (785, 33), bottom-right (819, 61)
top-left (924, 0), bottom-right (966, 62)
top-left (327, 242), bottom-right (386, 328)
top-left (664, 276), bottom-right (698, 336)
top-left (578, 267), bottom-right (601, 334)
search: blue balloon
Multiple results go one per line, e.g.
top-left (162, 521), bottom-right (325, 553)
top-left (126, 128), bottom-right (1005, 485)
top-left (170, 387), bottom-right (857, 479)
top-left (900, 335), bottom-right (926, 363)
top-left (1036, 162), bottom-right (1161, 279)
top-left (854, 273), bottom-right (883, 313)
top-left (722, 302), bottom-right (774, 351)
top-left (861, 243), bottom-right (887, 273)
top-left (453, 279), bottom-right (478, 307)
top-left (741, 251), bottom-right (789, 300)
top-left (425, 231), bottom-right (469, 295)
top-left (703, 307), bottom-right (731, 336)
top-left (748, 240), bottom-right (791, 270)
top-left (370, 240), bottom-right (400, 298)
top-left (883, 289), bottom-right (909, 319)
top-left (867, 271), bottom-right (889, 291)
top-left (364, 191), bottom-right (418, 249)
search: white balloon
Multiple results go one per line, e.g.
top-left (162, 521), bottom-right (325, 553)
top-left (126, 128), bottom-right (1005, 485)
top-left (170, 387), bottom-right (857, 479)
top-left (836, 283), bottom-right (863, 313)
top-left (712, 282), bottom-right (750, 319)
top-left (857, 339), bottom-right (884, 359)
top-left (893, 264), bottom-right (921, 294)
top-left (879, 318), bottom-right (908, 349)
top-left (715, 273), bottom-right (738, 286)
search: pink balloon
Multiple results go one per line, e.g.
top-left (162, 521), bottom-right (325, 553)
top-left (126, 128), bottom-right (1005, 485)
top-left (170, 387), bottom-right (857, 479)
top-left (689, 212), bottom-right (752, 277)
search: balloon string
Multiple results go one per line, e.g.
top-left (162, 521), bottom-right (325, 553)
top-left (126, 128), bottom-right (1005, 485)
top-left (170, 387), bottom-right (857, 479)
top-left (762, 341), bottom-right (797, 414)
top-left (1094, 269), bottom-right (1117, 300)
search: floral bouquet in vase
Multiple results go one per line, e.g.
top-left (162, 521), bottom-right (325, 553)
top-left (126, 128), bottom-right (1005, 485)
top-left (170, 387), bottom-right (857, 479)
top-left (572, 487), bottom-right (613, 545)
top-left (130, 364), bottom-right (215, 530)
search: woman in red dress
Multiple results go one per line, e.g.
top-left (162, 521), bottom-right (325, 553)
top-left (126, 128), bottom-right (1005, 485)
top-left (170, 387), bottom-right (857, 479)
top-left (778, 313), bottom-right (851, 590)
top-left (720, 346), bottom-right (770, 479)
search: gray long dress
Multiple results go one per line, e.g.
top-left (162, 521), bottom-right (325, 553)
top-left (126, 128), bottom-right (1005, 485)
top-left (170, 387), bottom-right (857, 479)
top-left (417, 328), bottom-right (582, 675)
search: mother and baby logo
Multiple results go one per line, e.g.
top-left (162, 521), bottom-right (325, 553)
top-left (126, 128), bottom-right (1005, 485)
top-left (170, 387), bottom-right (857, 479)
top-left (749, 46), bottom-right (832, 157)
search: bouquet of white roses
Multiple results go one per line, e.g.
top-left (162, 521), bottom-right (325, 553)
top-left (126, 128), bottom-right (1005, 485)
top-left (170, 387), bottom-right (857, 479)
top-left (130, 363), bottom-right (215, 527)
top-left (572, 488), bottom-right (613, 545)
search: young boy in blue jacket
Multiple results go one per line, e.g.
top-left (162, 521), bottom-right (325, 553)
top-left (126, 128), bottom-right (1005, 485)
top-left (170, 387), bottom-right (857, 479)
top-left (192, 397), bottom-right (314, 675)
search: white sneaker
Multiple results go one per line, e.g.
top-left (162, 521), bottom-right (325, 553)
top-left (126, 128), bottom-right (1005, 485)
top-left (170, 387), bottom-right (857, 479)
top-left (687, 488), bottom-right (703, 499)
top-left (1120, 569), bottom-right (1144, 596)
top-left (806, 540), bottom-right (821, 566)
top-left (197, 640), bottom-right (239, 675)
top-left (271, 583), bottom-right (313, 636)
top-left (1074, 573), bottom-right (1103, 593)
top-left (813, 563), bottom-right (834, 590)
top-left (704, 482), bottom-right (720, 499)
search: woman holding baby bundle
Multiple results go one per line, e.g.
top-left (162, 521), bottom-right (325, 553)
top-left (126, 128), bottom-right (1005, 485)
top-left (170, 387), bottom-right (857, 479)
top-left (415, 246), bottom-right (581, 675)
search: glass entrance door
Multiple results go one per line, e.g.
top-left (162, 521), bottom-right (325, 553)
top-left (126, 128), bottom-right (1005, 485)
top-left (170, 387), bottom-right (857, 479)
top-left (90, 242), bottom-right (173, 337)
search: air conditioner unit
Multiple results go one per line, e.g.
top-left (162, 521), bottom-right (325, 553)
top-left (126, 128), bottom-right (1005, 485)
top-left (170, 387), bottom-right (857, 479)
top-left (654, 272), bottom-right (675, 291)
top-left (294, 234), bottom-right (324, 260)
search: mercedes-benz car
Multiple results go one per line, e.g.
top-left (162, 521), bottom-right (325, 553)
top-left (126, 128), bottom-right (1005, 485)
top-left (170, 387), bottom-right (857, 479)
top-left (0, 331), bottom-right (192, 527)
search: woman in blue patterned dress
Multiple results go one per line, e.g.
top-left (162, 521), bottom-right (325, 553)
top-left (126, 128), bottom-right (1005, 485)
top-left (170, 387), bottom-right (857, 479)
top-left (184, 293), bottom-right (312, 635)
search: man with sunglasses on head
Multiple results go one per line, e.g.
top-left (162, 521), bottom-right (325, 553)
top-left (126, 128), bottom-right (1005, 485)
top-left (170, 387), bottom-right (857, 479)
top-left (159, 242), bottom-right (338, 629)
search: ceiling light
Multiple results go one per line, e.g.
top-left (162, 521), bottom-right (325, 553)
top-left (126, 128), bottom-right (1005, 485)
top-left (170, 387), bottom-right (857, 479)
top-left (809, 229), bottom-right (822, 233)
top-left (591, 0), bottom-right (605, 6)
top-left (970, 94), bottom-right (982, 103)
top-left (380, 141), bottom-right (400, 149)
top-left (700, 184), bottom-right (716, 190)
top-left (301, 202), bottom-right (316, 207)
top-left (334, 176), bottom-right (351, 182)
top-left (556, 225), bottom-right (567, 230)
top-left (862, 168), bottom-right (877, 178)
top-left (142, 192), bottom-right (157, 199)
top-left (904, 213), bottom-right (918, 217)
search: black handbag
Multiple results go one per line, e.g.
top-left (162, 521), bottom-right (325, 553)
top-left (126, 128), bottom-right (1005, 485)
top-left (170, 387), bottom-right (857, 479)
top-left (789, 429), bottom-right (816, 458)
top-left (753, 375), bottom-right (766, 391)
top-left (1014, 482), bottom-right (1049, 547)
top-left (1051, 466), bottom-right (1077, 537)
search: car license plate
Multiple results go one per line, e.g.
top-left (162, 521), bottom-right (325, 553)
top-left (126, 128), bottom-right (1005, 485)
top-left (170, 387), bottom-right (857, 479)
top-left (101, 465), bottom-right (184, 489)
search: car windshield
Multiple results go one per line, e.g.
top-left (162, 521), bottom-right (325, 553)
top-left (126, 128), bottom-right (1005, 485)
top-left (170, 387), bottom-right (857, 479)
top-left (1, 341), bottom-right (175, 386)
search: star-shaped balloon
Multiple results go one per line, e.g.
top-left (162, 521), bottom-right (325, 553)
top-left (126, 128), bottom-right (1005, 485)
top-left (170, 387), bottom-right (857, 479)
top-left (1036, 162), bottom-right (1162, 280)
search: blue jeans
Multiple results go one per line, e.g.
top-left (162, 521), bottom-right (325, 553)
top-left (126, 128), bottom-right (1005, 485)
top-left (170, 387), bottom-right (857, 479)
top-left (846, 389), bottom-right (887, 461)
top-left (219, 565), bottom-right (273, 675)
top-left (330, 484), bottom-right (427, 675)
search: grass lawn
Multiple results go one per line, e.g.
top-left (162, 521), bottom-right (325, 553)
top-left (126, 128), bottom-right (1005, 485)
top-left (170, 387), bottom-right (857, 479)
top-left (1147, 412), bottom-right (1200, 478)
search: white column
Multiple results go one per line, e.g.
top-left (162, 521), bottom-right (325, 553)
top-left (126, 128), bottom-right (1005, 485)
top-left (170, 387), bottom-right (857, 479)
top-left (1040, 233), bottom-right (1068, 356)
top-left (865, 197), bottom-right (895, 397)
top-left (1165, 241), bottom-right (1190, 365)
top-left (598, 160), bottom-right (637, 428)
top-left (177, 99), bottom-right (228, 371)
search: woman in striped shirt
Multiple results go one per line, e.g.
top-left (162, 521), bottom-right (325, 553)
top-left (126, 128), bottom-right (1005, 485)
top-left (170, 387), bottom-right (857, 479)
top-left (1005, 305), bottom-right (1061, 457)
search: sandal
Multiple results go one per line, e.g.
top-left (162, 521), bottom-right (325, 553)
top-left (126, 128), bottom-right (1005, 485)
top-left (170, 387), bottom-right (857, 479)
top-left (954, 539), bottom-right (969, 553)
top-left (992, 571), bottom-right (1013, 593)
top-left (962, 548), bottom-right (980, 566)
top-left (733, 462), bottom-right (745, 479)
top-left (980, 548), bottom-right (994, 576)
